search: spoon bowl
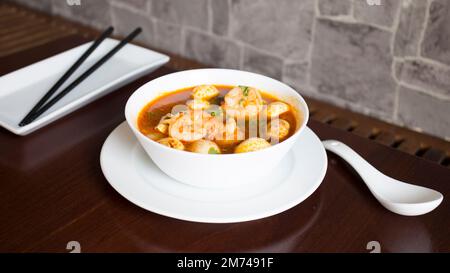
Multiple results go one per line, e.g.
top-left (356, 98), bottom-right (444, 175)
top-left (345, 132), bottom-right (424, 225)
top-left (322, 140), bottom-right (443, 216)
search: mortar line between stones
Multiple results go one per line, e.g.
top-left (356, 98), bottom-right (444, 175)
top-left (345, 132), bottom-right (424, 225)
top-left (389, 0), bottom-right (403, 88)
top-left (391, 57), bottom-right (402, 83)
top-left (417, 0), bottom-right (432, 57)
top-left (393, 83), bottom-right (400, 121)
top-left (109, 0), bottom-right (148, 16)
top-left (398, 81), bottom-right (450, 101)
top-left (110, 3), bottom-right (117, 28)
top-left (231, 39), bottom-right (247, 70)
top-left (227, 0), bottom-right (231, 37)
top-left (350, 0), bottom-right (355, 19)
top-left (240, 42), bottom-right (284, 61)
top-left (238, 41), bottom-right (245, 70)
top-left (184, 25), bottom-right (284, 62)
top-left (305, 88), bottom-right (392, 123)
top-left (403, 55), bottom-right (450, 70)
top-left (180, 25), bottom-right (187, 56)
top-left (305, 0), bottom-right (319, 87)
top-left (207, 0), bottom-right (213, 34)
top-left (315, 0), bottom-right (320, 16)
top-left (153, 17), bottom-right (184, 29)
top-left (389, 0), bottom-right (402, 55)
top-left (150, 17), bottom-right (158, 49)
top-left (390, 0), bottom-right (403, 32)
top-left (238, 43), bottom-right (287, 62)
top-left (147, 0), bottom-right (152, 14)
top-left (280, 59), bottom-right (286, 82)
top-left (316, 14), bottom-right (392, 32)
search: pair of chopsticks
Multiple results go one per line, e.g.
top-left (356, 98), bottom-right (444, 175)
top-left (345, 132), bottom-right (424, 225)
top-left (19, 26), bottom-right (142, 127)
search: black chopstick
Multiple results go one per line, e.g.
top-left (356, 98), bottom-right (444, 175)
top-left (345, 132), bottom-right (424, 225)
top-left (19, 26), bottom-right (114, 126)
top-left (20, 27), bottom-right (142, 126)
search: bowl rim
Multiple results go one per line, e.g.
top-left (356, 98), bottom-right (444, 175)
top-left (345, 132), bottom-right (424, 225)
top-left (125, 68), bottom-right (310, 157)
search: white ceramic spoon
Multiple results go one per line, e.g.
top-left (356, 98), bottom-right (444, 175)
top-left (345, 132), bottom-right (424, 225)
top-left (322, 140), bottom-right (443, 216)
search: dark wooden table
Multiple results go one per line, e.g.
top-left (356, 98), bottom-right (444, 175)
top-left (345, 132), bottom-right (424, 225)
top-left (0, 35), bottom-right (449, 253)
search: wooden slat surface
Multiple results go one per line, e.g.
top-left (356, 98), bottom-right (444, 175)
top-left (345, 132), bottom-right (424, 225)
top-left (306, 98), bottom-right (450, 165)
top-left (0, 2), bottom-right (79, 57)
top-left (0, 3), bottom-right (449, 253)
top-left (0, 54), bottom-right (449, 253)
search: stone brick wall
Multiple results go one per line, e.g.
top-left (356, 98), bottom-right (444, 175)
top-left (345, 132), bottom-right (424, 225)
top-left (11, 0), bottom-right (450, 139)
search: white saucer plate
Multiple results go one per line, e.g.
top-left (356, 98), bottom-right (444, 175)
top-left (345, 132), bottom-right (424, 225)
top-left (100, 122), bottom-right (328, 223)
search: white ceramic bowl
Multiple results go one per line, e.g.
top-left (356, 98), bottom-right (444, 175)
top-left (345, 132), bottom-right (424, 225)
top-left (125, 69), bottom-right (309, 189)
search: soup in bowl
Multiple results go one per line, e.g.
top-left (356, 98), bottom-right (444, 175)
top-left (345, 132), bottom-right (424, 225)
top-left (125, 69), bottom-right (309, 188)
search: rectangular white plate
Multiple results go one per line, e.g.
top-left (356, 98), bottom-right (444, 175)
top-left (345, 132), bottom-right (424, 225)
top-left (0, 38), bottom-right (169, 136)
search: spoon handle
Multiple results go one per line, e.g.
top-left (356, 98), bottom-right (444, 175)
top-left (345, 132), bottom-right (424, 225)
top-left (322, 139), bottom-right (444, 216)
top-left (322, 140), bottom-right (381, 181)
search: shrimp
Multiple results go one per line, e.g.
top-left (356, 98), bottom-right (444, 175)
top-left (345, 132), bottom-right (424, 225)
top-left (186, 99), bottom-right (210, 110)
top-left (215, 129), bottom-right (245, 148)
top-left (168, 110), bottom-right (207, 142)
top-left (158, 112), bottom-right (180, 125)
top-left (203, 116), bottom-right (224, 140)
top-left (154, 111), bottom-right (183, 134)
top-left (223, 117), bottom-right (237, 136)
top-left (209, 117), bottom-right (244, 147)
top-left (223, 86), bottom-right (265, 119)
top-left (203, 115), bottom-right (239, 141)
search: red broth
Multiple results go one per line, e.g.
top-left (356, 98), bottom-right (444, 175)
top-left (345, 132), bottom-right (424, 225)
top-left (138, 85), bottom-right (301, 154)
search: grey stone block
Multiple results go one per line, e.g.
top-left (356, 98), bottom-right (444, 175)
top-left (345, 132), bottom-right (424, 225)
top-left (396, 59), bottom-right (450, 97)
top-left (354, 0), bottom-right (400, 28)
top-left (394, 0), bottom-right (427, 57)
top-left (211, 0), bottom-right (230, 36)
top-left (111, 4), bottom-right (154, 45)
top-left (184, 29), bottom-right (240, 69)
top-left (10, 0), bottom-right (53, 13)
top-left (230, 0), bottom-right (314, 60)
top-left (282, 61), bottom-right (309, 91)
top-left (154, 20), bottom-right (182, 54)
top-left (242, 47), bottom-right (283, 79)
top-left (151, 0), bottom-right (209, 31)
top-left (112, 0), bottom-right (149, 11)
top-left (318, 0), bottom-right (351, 16)
top-left (398, 85), bottom-right (450, 139)
top-left (310, 19), bottom-right (396, 114)
top-left (52, 0), bottom-right (112, 29)
top-left (421, 0), bottom-right (450, 66)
